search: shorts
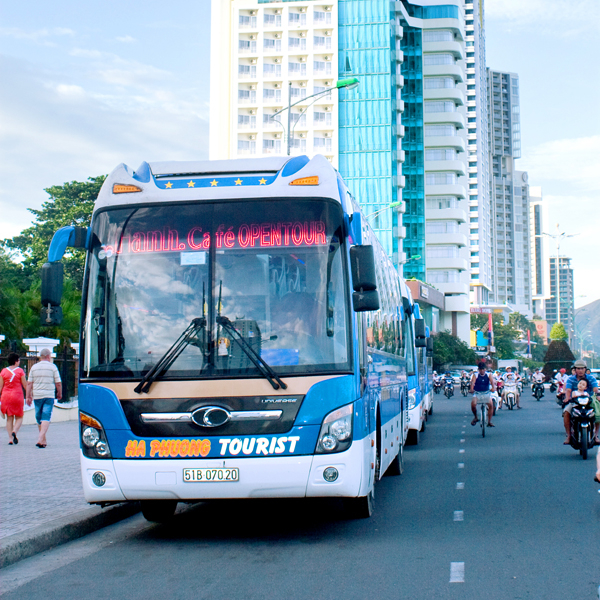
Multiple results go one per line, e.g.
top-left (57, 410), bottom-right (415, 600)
top-left (34, 397), bottom-right (54, 423)
top-left (473, 392), bottom-right (491, 404)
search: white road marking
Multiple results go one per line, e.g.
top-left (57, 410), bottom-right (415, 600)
top-left (456, 482), bottom-right (464, 489)
top-left (460, 438), bottom-right (465, 442)
top-left (453, 511), bottom-right (464, 521)
top-left (458, 463), bottom-right (464, 468)
top-left (459, 449), bottom-right (465, 453)
top-left (450, 562), bottom-right (465, 583)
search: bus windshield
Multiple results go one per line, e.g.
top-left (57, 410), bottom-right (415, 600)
top-left (83, 198), bottom-right (352, 380)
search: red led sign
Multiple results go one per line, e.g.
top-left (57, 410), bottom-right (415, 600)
top-left (103, 221), bottom-right (327, 255)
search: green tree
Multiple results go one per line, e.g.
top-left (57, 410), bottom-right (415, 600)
top-left (3, 176), bottom-right (105, 289)
top-left (432, 331), bottom-right (478, 371)
top-left (549, 322), bottom-right (568, 341)
top-left (542, 340), bottom-right (575, 380)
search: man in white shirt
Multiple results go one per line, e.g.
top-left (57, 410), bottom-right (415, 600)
top-left (26, 348), bottom-right (62, 448)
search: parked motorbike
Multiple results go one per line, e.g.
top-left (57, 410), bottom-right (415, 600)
top-left (444, 381), bottom-right (454, 398)
top-left (433, 380), bottom-right (442, 395)
top-left (532, 382), bottom-right (545, 401)
top-left (504, 385), bottom-right (517, 410)
top-left (568, 395), bottom-right (597, 460)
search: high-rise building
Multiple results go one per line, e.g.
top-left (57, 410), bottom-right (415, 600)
top-left (462, 0), bottom-right (492, 307)
top-left (529, 186), bottom-right (551, 318)
top-left (547, 256), bottom-right (574, 343)
top-left (209, 0), bottom-right (476, 342)
top-left (487, 69), bottom-right (532, 315)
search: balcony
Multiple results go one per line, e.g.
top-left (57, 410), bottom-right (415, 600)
top-left (424, 135), bottom-right (465, 152)
top-left (424, 159), bottom-right (466, 176)
top-left (396, 99), bottom-right (405, 112)
top-left (425, 207), bottom-right (467, 223)
top-left (424, 112), bottom-right (465, 129)
top-left (425, 257), bottom-right (469, 271)
top-left (423, 64), bottom-right (464, 82)
top-left (423, 41), bottom-right (464, 59)
top-left (424, 87), bottom-right (465, 106)
top-left (443, 292), bottom-right (470, 310)
top-left (425, 183), bottom-right (467, 199)
top-left (427, 231), bottom-right (468, 246)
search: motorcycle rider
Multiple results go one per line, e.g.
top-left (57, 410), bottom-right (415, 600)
top-left (563, 359), bottom-right (599, 445)
top-left (470, 361), bottom-right (496, 426)
top-left (502, 366), bottom-right (521, 409)
top-left (531, 368), bottom-right (545, 397)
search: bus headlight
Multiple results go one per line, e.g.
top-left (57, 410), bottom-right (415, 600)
top-left (316, 404), bottom-right (353, 454)
top-left (80, 412), bottom-right (112, 459)
top-left (408, 389), bottom-right (417, 410)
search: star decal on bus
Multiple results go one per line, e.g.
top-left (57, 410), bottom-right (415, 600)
top-left (211, 180), bottom-right (219, 187)
top-left (187, 180), bottom-right (196, 188)
top-left (259, 178), bottom-right (267, 185)
top-left (165, 182), bottom-right (173, 188)
top-left (235, 178), bottom-right (243, 185)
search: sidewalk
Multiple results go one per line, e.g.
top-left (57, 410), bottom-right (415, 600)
top-left (0, 420), bottom-right (138, 568)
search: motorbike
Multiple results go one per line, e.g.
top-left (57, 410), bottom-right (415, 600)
top-left (444, 381), bottom-right (454, 398)
top-left (517, 380), bottom-right (523, 394)
top-left (504, 384), bottom-right (517, 410)
top-left (433, 380), bottom-right (442, 395)
top-left (549, 381), bottom-right (558, 393)
top-left (460, 379), bottom-right (469, 397)
top-left (532, 382), bottom-right (545, 401)
top-left (568, 395), bottom-right (597, 460)
top-left (556, 384), bottom-right (566, 407)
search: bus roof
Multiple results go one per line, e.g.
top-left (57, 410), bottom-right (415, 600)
top-left (95, 154), bottom-right (345, 212)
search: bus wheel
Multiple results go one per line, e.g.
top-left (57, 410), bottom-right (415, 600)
top-left (406, 428), bottom-right (419, 446)
top-left (384, 445), bottom-right (403, 476)
top-left (141, 500), bottom-right (178, 523)
top-left (344, 489), bottom-right (374, 519)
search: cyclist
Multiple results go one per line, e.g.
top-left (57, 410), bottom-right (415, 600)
top-left (470, 361), bottom-right (496, 427)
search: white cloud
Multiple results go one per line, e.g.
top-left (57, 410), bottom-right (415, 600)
top-left (0, 55), bottom-right (208, 241)
top-left (0, 26), bottom-right (75, 43)
top-left (116, 35), bottom-right (136, 43)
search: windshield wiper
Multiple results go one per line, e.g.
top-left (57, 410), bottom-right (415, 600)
top-left (216, 315), bottom-right (287, 390)
top-left (134, 317), bottom-right (206, 394)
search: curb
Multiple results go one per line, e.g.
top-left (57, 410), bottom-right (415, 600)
top-left (0, 502), bottom-right (141, 569)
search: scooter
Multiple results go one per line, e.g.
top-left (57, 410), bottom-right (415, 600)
top-left (444, 381), bottom-right (454, 398)
top-left (433, 380), bottom-right (442, 395)
top-left (532, 382), bottom-right (545, 401)
top-left (549, 381), bottom-right (558, 393)
top-left (504, 384), bottom-right (517, 410)
top-left (460, 380), bottom-right (469, 397)
top-left (568, 395), bottom-right (597, 460)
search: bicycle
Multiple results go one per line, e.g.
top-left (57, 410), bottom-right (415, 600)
top-left (474, 392), bottom-right (491, 438)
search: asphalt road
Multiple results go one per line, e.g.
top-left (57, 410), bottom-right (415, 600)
top-left (3, 387), bottom-right (599, 600)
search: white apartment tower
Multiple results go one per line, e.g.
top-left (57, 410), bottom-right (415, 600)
top-left (210, 1), bottom-right (339, 163)
top-left (529, 186), bottom-right (551, 318)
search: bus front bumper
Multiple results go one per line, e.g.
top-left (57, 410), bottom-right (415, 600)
top-left (80, 439), bottom-right (370, 503)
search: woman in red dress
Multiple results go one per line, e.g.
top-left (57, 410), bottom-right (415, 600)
top-left (0, 353), bottom-right (27, 444)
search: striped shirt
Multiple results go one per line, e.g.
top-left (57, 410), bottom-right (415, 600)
top-left (28, 360), bottom-right (61, 400)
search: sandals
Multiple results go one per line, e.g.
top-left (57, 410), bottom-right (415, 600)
top-left (12, 432), bottom-right (18, 444)
top-left (471, 418), bottom-right (479, 426)
top-left (35, 443), bottom-right (47, 448)
top-left (487, 423), bottom-right (495, 427)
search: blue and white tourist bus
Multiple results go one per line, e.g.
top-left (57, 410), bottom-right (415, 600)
top-left (41, 154), bottom-right (427, 521)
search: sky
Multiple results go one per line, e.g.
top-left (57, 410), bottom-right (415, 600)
top-left (1, 0), bottom-right (599, 310)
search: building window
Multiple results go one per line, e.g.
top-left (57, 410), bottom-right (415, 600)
top-left (426, 196), bottom-right (458, 210)
top-left (424, 101), bottom-right (456, 113)
top-left (427, 270), bottom-right (460, 283)
top-left (425, 124), bottom-right (456, 137)
top-left (426, 173), bottom-right (457, 185)
top-left (425, 148), bottom-right (456, 161)
top-left (263, 63), bottom-right (282, 77)
top-left (263, 139), bottom-right (282, 154)
top-left (424, 53), bottom-right (455, 66)
top-left (427, 245), bottom-right (459, 258)
top-left (237, 140), bottom-right (256, 155)
top-left (423, 77), bottom-right (456, 89)
top-left (423, 30), bottom-right (454, 43)
top-left (264, 13), bottom-right (282, 27)
top-left (426, 221), bottom-right (458, 234)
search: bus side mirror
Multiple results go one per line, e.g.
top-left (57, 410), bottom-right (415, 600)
top-left (350, 245), bottom-right (379, 312)
top-left (40, 262), bottom-right (64, 326)
top-left (414, 318), bottom-right (427, 347)
top-left (426, 336), bottom-right (434, 357)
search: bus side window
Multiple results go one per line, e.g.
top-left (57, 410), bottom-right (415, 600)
top-left (405, 317), bottom-right (416, 376)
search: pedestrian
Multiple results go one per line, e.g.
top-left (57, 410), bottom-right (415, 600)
top-left (25, 348), bottom-right (62, 448)
top-left (0, 352), bottom-right (27, 445)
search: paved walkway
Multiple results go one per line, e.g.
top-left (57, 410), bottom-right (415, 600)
top-left (0, 421), bottom-right (93, 539)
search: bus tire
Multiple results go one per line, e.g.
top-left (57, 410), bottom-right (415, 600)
top-left (344, 489), bottom-right (374, 519)
top-left (384, 446), bottom-right (403, 476)
top-left (406, 428), bottom-right (419, 446)
top-left (141, 500), bottom-right (178, 523)
top-left (428, 404), bottom-right (433, 416)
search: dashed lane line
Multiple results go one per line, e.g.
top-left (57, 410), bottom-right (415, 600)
top-left (450, 562), bottom-right (465, 583)
top-left (458, 463), bottom-right (464, 468)
top-left (456, 482), bottom-right (464, 489)
top-left (453, 511), bottom-right (464, 521)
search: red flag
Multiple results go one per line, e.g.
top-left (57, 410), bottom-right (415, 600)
top-left (488, 313), bottom-right (493, 346)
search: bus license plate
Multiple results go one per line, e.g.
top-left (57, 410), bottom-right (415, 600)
top-left (183, 468), bottom-right (239, 483)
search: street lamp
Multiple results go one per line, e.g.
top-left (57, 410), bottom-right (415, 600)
top-left (399, 254), bottom-right (421, 265)
top-left (542, 223), bottom-right (578, 324)
top-left (271, 77), bottom-right (359, 155)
